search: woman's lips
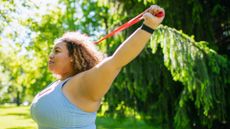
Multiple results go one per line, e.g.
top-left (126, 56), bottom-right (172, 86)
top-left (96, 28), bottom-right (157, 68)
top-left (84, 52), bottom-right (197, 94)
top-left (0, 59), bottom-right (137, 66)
top-left (48, 61), bottom-right (54, 64)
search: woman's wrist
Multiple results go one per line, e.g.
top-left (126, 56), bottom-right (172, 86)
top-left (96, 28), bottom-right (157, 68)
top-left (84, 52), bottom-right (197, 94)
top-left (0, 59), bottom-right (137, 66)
top-left (143, 19), bottom-right (158, 29)
top-left (140, 24), bottom-right (155, 34)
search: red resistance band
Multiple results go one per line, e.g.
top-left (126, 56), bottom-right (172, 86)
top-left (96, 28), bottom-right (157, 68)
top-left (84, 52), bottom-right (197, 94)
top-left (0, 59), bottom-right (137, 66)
top-left (94, 11), bottom-right (164, 44)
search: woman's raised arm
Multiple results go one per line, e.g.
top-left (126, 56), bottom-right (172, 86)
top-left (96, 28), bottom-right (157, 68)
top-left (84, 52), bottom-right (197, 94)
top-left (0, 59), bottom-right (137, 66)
top-left (68, 5), bottom-right (165, 103)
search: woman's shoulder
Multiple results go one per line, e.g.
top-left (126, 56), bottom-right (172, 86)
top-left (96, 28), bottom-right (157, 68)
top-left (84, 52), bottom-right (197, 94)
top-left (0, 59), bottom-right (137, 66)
top-left (47, 80), bottom-right (59, 88)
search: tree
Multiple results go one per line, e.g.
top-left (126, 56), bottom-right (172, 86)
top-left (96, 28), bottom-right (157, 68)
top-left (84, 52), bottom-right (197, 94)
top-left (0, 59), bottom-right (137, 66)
top-left (0, 0), bottom-right (229, 129)
top-left (89, 1), bottom-right (230, 129)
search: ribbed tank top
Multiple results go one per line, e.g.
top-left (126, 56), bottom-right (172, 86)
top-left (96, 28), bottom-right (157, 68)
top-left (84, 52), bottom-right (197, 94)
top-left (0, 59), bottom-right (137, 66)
top-left (30, 78), bottom-right (97, 129)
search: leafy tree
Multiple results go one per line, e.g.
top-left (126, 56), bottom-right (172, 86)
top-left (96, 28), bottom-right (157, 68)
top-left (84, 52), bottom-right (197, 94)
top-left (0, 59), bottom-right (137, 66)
top-left (0, 1), bottom-right (229, 129)
top-left (89, 1), bottom-right (230, 129)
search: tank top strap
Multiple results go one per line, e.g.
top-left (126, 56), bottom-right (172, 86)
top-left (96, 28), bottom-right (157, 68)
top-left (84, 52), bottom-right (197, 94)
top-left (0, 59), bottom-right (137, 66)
top-left (57, 77), bottom-right (72, 88)
top-left (62, 79), bottom-right (69, 87)
top-left (56, 77), bottom-right (78, 108)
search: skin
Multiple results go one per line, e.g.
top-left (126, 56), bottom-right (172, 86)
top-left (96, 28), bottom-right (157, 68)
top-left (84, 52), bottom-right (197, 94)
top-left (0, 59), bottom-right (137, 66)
top-left (48, 5), bottom-right (165, 113)
top-left (48, 42), bottom-right (75, 79)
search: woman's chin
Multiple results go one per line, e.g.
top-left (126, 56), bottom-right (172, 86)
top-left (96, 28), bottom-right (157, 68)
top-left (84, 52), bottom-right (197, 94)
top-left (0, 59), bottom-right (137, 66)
top-left (48, 66), bottom-right (55, 73)
top-left (48, 67), bottom-right (60, 77)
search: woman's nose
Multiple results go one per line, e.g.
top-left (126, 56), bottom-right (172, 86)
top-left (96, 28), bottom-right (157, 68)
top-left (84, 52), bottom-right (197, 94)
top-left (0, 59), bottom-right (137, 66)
top-left (49, 52), bottom-right (54, 59)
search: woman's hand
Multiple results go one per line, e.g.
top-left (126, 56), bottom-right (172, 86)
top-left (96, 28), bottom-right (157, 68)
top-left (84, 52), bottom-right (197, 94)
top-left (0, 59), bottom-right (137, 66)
top-left (143, 5), bottom-right (165, 29)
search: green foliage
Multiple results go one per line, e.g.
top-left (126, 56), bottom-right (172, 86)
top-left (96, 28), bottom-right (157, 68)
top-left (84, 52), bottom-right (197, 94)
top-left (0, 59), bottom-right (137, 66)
top-left (101, 1), bottom-right (230, 129)
top-left (104, 25), bottom-right (230, 129)
top-left (150, 25), bottom-right (230, 128)
top-left (0, 0), bottom-right (229, 129)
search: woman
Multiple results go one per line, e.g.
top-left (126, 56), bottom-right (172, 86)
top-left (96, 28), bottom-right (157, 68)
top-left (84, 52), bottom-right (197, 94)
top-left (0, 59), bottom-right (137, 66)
top-left (31, 5), bottom-right (165, 129)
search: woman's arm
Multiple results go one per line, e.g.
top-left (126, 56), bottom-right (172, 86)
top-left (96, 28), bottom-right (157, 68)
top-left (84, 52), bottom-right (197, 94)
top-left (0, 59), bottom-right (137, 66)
top-left (67, 5), bottom-right (165, 102)
top-left (110, 28), bottom-right (152, 69)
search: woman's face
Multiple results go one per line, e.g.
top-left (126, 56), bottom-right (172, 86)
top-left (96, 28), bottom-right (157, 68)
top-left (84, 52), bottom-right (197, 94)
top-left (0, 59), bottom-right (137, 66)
top-left (48, 42), bottom-right (73, 76)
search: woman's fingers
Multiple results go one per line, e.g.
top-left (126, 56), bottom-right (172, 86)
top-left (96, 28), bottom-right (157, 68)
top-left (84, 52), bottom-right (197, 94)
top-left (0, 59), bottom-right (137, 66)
top-left (143, 5), bottom-right (165, 29)
top-left (148, 5), bottom-right (164, 17)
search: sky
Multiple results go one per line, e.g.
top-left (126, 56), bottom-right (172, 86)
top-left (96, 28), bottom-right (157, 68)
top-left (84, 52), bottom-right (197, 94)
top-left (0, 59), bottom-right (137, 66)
top-left (0, 0), bottom-right (82, 56)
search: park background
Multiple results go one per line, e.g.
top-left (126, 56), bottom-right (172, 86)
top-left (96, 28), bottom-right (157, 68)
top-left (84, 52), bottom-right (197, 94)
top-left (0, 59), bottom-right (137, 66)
top-left (0, 0), bottom-right (229, 129)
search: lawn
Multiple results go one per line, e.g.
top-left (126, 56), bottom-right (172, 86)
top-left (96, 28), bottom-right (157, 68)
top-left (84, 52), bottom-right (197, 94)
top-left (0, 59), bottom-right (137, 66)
top-left (0, 105), bottom-right (155, 129)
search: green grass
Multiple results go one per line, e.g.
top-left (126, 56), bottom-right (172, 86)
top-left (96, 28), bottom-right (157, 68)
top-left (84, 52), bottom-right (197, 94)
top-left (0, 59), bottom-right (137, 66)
top-left (0, 105), bottom-right (155, 129)
top-left (0, 105), bottom-right (36, 129)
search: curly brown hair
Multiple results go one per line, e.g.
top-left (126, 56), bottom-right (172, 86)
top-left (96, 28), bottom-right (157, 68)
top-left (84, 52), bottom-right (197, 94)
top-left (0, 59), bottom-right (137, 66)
top-left (55, 32), bottom-right (105, 74)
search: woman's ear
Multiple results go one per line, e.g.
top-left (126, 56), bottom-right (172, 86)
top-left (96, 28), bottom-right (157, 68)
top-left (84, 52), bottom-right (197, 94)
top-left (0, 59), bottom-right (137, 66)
top-left (70, 55), bottom-right (74, 62)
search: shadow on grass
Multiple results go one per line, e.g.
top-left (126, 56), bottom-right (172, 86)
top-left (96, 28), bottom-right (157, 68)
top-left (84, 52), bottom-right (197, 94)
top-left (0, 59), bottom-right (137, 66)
top-left (96, 116), bottom-right (155, 129)
top-left (6, 127), bottom-right (33, 129)
top-left (5, 112), bottom-right (28, 116)
top-left (4, 112), bottom-right (32, 119)
top-left (0, 105), bottom-right (18, 109)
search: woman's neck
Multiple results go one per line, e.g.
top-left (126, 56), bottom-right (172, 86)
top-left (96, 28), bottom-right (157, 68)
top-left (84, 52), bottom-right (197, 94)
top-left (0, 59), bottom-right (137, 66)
top-left (56, 72), bottom-right (75, 81)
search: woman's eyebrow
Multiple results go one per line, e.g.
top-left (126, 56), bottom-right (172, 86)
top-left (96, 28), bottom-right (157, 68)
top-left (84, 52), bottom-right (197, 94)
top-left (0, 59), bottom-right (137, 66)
top-left (54, 46), bottom-right (61, 50)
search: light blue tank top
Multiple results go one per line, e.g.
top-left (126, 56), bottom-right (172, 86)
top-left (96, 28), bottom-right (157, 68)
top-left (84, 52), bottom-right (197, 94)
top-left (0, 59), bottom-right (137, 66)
top-left (30, 78), bottom-right (97, 129)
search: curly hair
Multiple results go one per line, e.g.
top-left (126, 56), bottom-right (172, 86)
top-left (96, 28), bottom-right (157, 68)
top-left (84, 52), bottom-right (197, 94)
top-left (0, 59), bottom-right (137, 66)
top-left (55, 32), bottom-right (105, 74)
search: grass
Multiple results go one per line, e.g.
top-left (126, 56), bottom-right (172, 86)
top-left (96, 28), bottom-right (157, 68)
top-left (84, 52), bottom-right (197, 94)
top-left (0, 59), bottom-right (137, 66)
top-left (0, 105), bottom-right (36, 129)
top-left (0, 105), bottom-right (155, 129)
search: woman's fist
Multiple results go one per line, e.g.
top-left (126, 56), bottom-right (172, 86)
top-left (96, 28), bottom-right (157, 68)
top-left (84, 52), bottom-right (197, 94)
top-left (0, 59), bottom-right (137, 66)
top-left (143, 5), bottom-right (165, 29)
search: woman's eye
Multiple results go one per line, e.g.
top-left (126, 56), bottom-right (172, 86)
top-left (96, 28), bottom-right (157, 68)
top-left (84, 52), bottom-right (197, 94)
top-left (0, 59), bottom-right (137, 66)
top-left (54, 49), bottom-right (60, 53)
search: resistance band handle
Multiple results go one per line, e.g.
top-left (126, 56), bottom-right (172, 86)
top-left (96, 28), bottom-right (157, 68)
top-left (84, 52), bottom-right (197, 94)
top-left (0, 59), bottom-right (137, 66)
top-left (155, 11), bottom-right (164, 17)
top-left (94, 11), bottom-right (164, 44)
